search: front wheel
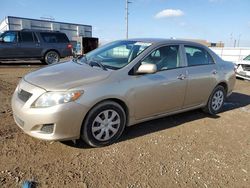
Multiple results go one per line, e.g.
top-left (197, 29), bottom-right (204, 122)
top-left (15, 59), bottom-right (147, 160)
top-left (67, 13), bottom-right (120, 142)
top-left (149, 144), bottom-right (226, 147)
top-left (81, 101), bottom-right (126, 147)
top-left (203, 85), bottom-right (226, 115)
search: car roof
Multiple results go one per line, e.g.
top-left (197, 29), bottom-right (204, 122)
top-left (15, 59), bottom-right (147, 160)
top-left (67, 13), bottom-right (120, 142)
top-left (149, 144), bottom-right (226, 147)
top-left (127, 38), bottom-right (207, 47)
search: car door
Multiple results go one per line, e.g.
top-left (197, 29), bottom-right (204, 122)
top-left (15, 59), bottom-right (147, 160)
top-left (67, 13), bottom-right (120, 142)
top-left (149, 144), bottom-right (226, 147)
top-left (131, 45), bottom-right (188, 120)
top-left (18, 31), bottom-right (42, 58)
top-left (182, 45), bottom-right (218, 108)
top-left (0, 31), bottom-right (19, 58)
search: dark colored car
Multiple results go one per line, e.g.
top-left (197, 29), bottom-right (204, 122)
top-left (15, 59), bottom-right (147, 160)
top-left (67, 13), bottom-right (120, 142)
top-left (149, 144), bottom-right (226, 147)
top-left (0, 29), bottom-right (72, 64)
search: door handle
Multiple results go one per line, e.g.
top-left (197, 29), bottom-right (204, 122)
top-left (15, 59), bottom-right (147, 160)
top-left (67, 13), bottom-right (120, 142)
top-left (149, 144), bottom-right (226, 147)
top-left (177, 74), bottom-right (186, 80)
top-left (212, 70), bottom-right (217, 75)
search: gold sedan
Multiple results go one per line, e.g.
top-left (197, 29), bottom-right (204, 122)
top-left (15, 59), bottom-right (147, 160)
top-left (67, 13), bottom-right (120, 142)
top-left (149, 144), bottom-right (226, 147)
top-left (12, 39), bottom-right (236, 147)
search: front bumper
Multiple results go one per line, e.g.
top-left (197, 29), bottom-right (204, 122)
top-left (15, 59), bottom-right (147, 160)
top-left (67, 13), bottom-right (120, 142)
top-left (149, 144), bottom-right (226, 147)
top-left (236, 65), bottom-right (250, 81)
top-left (11, 80), bottom-right (89, 141)
top-left (236, 72), bottom-right (250, 81)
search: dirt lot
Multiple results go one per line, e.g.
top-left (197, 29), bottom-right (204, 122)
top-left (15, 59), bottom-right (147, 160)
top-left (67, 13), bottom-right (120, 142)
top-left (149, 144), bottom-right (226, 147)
top-left (0, 64), bottom-right (249, 188)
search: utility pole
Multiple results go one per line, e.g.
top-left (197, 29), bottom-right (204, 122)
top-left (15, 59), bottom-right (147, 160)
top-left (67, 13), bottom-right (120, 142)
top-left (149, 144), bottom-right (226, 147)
top-left (125, 0), bottom-right (132, 39)
top-left (234, 39), bottom-right (237, 48)
top-left (237, 34), bottom-right (241, 47)
top-left (230, 33), bottom-right (233, 47)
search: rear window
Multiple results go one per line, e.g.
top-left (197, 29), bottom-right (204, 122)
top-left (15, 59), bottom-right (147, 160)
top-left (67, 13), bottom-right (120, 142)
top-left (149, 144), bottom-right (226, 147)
top-left (40, 32), bottom-right (69, 43)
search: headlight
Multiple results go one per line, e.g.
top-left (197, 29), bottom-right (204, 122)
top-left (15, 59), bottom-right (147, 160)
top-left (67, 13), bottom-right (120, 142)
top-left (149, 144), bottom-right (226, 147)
top-left (234, 63), bottom-right (239, 69)
top-left (32, 91), bottom-right (83, 108)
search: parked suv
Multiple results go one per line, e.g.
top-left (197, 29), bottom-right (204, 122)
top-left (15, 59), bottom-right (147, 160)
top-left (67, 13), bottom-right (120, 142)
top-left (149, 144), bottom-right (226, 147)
top-left (0, 29), bottom-right (72, 64)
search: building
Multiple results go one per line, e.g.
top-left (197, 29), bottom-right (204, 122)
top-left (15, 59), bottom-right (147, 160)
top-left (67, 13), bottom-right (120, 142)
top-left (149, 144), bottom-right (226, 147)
top-left (188, 39), bottom-right (224, 47)
top-left (0, 16), bottom-right (92, 41)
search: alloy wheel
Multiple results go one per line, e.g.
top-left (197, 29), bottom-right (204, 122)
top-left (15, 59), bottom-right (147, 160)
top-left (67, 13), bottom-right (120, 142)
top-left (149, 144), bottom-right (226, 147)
top-left (211, 90), bottom-right (224, 111)
top-left (46, 51), bottom-right (59, 64)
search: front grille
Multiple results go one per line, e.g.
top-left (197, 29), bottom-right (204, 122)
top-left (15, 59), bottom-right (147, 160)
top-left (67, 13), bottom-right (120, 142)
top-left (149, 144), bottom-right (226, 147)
top-left (18, 89), bottom-right (32, 102)
top-left (241, 64), bottom-right (250, 71)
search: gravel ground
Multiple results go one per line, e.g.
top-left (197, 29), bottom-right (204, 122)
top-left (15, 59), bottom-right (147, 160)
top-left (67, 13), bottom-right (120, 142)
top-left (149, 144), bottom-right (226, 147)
top-left (0, 64), bottom-right (249, 188)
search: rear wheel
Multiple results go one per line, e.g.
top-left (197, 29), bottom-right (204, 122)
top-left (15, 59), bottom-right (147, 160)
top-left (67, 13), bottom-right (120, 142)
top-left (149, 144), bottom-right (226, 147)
top-left (44, 51), bottom-right (60, 64)
top-left (81, 101), bottom-right (126, 147)
top-left (203, 85), bottom-right (226, 115)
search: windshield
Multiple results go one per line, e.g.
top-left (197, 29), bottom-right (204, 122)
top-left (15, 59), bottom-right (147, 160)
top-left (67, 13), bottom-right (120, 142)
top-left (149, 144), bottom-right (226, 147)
top-left (80, 40), bottom-right (152, 70)
top-left (243, 55), bottom-right (250, 61)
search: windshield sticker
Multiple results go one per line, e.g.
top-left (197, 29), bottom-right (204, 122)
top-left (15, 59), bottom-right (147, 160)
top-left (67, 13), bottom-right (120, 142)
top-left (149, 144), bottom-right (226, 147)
top-left (134, 42), bottom-right (152, 46)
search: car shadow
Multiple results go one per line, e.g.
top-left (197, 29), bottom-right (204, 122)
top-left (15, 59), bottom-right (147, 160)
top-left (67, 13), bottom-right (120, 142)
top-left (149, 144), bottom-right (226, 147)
top-left (61, 92), bottom-right (250, 149)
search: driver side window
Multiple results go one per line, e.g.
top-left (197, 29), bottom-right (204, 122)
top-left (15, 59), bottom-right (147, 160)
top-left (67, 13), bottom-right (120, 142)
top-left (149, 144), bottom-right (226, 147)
top-left (142, 45), bottom-right (180, 71)
top-left (2, 31), bottom-right (17, 43)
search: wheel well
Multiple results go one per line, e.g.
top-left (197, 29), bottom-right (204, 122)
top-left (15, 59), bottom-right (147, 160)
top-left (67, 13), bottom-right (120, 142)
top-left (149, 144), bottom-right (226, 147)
top-left (82, 98), bottom-right (129, 129)
top-left (108, 98), bottom-right (129, 119)
top-left (43, 49), bottom-right (61, 58)
top-left (95, 98), bottom-right (129, 120)
top-left (217, 82), bottom-right (228, 94)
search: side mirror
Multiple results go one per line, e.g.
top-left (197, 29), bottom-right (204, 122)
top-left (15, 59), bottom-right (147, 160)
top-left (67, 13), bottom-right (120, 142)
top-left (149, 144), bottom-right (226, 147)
top-left (136, 63), bottom-right (157, 74)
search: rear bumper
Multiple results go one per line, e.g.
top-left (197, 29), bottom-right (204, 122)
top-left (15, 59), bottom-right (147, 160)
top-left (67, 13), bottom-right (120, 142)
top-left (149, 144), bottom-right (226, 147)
top-left (60, 48), bottom-right (72, 58)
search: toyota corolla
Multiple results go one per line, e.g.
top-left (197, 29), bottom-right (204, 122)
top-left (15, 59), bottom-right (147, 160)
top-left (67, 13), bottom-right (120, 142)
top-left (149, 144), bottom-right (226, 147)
top-left (11, 39), bottom-right (236, 147)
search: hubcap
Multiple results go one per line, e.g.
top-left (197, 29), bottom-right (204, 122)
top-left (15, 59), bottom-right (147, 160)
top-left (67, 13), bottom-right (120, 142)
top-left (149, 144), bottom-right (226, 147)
top-left (46, 52), bottom-right (59, 64)
top-left (211, 90), bottom-right (224, 111)
top-left (92, 110), bottom-right (121, 141)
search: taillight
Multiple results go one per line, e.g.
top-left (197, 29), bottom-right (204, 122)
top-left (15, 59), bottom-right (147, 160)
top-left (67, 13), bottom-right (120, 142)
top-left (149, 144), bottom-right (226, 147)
top-left (67, 44), bottom-right (72, 49)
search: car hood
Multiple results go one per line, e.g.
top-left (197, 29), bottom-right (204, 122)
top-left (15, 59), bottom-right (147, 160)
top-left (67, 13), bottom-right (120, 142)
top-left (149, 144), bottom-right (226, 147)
top-left (24, 61), bottom-right (111, 91)
top-left (235, 60), bottom-right (250, 65)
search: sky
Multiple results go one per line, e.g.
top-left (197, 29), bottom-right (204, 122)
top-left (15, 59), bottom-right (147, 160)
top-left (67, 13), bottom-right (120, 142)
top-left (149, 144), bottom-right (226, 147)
top-left (1, 0), bottom-right (250, 46)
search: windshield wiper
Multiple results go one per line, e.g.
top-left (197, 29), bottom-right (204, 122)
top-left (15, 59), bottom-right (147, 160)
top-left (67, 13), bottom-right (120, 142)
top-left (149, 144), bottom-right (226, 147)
top-left (72, 55), bottom-right (107, 71)
top-left (88, 60), bottom-right (107, 71)
top-left (72, 54), bottom-right (86, 64)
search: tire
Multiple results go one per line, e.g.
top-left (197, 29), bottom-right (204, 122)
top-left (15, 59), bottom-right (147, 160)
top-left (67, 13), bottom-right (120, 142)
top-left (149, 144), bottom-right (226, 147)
top-left (81, 101), bottom-right (126, 147)
top-left (203, 85), bottom-right (226, 115)
top-left (44, 51), bottom-right (60, 64)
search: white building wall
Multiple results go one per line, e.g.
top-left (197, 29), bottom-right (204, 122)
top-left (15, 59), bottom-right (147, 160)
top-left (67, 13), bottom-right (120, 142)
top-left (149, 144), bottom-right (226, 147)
top-left (210, 47), bottom-right (250, 62)
top-left (0, 17), bottom-right (9, 32)
top-left (0, 16), bottom-right (92, 40)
